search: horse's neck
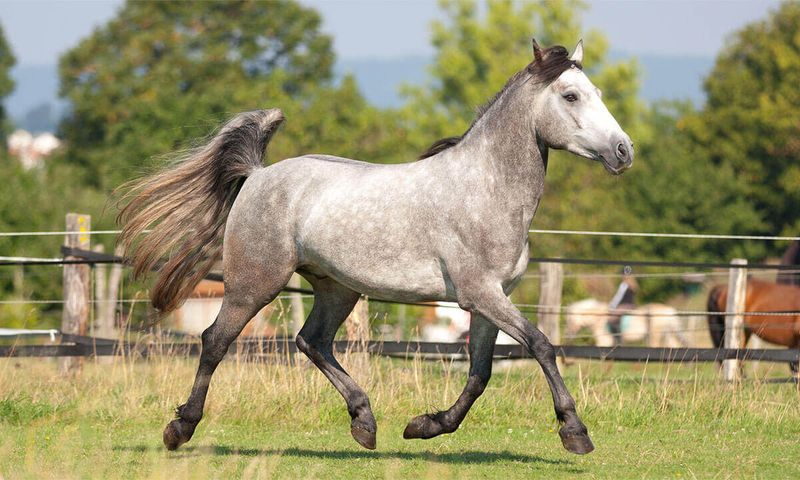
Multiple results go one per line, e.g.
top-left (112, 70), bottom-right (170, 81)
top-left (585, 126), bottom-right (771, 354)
top-left (451, 87), bottom-right (547, 208)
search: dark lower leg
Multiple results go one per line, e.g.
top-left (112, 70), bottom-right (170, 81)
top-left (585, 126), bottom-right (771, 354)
top-left (473, 290), bottom-right (593, 454)
top-left (527, 328), bottom-right (593, 452)
top-left (404, 314), bottom-right (497, 439)
top-left (295, 280), bottom-right (376, 449)
top-left (163, 302), bottom-right (256, 451)
top-left (296, 335), bottom-right (377, 449)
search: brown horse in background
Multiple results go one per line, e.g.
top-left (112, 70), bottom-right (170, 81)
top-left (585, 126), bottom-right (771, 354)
top-left (707, 278), bottom-right (800, 373)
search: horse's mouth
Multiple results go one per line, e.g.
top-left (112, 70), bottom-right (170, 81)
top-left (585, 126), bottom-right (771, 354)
top-left (601, 158), bottom-right (627, 176)
top-left (585, 146), bottom-right (632, 176)
top-left (592, 151), bottom-right (631, 176)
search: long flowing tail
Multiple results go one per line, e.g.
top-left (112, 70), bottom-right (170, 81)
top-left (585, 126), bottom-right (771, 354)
top-left (117, 109), bottom-right (285, 314)
top-left (707, 285), bottom-right (726, 348)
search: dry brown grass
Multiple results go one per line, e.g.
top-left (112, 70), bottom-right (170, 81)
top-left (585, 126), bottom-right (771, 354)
top-left (1, 349), bottom-right (798, 479)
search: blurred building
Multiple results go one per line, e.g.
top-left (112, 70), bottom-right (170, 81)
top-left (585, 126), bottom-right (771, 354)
top-left (7, 129), bottom-right (61, 170)
top-left (173, 279), bottom-right (277, 337)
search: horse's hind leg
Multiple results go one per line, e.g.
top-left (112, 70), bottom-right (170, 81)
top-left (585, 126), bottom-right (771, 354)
top-left (163, 264), bottom-right (293, 451)
top-left (294, 276), bottom-right (377, 449)
top-left (404, 313), bottom-right (498, 439)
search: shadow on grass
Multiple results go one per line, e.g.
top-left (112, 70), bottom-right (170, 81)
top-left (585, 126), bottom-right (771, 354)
top-left (114, 444), bottom-right (579, 469)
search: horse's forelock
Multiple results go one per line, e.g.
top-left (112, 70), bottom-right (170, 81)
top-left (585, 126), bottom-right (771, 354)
top-left (527, 45), bottom-right (581, 85)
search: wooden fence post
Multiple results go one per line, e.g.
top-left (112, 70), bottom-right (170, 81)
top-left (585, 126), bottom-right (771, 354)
top-left (539, 262), bottom-right (564, 366)
top-left (60, 213), bottom-right (90, 375)
top-left (723, 258), bottom-right (748, 382)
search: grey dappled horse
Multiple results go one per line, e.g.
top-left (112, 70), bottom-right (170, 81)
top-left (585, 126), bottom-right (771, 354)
top-left (118, 39), bottom-right (633, 456)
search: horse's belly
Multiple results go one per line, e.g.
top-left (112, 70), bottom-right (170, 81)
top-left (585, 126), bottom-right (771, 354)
top-left (748, 320), bottom-right (798, 346)
top-left (301, 244), bottom-right (451, 302)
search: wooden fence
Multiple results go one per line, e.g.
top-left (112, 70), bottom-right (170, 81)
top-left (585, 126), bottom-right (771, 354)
top-left (2, 333), bottom-right (799, 365)
top-left (1, 213), bottom-right (798, 377)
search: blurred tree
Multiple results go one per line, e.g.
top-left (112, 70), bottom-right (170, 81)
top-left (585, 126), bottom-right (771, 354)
top-left (400, 0), bottom-right (646, 152)
top-left (59, 0), bottom-right (399, 190)
top-left (0, 22), bottom-right (16, 137)
top-left (681, 1), bottom-right (800, 240)
top-left (0, 151), bottom-right (111, 327)
top-left (399, 0), bottom-right (767, 304)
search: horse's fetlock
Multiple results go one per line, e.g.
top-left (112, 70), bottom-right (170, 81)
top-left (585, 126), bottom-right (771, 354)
top-left (175, 404), bottom-right (201, 424)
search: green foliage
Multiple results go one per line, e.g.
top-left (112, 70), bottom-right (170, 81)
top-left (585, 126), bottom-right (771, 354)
top-left (0, 397), bottom-right (57, 425)
top-left (681, 1), bottom-right (800, 241)
top-left (0, 151), bottom-right (112, 325)
top-left (58, 0), bottom-right (399, 191)
top-left (400, 0), bottom-right (644, 153)
top-left (0, 22), bottom-right (16, 136)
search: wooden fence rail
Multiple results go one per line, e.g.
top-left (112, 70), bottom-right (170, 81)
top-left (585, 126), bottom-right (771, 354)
top-left (2, 335), bottom-right (798, 364)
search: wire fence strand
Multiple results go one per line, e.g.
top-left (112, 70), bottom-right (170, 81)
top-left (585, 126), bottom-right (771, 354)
top-left (529, 229), bottom-right (800, 241)
top-left (0, 228), bottom-right (797, 241)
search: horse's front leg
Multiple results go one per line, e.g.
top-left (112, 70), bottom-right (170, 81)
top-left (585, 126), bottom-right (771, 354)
top-left (461, 283), bottom-right (594, 455)
top-left (403, 313), bottom-right (498, 439)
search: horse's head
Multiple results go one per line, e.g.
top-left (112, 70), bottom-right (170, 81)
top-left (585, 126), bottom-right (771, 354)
top-left (528, 39), bottom-right (633, 175)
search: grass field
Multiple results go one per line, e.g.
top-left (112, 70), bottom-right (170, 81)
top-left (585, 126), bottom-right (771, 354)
top-left (0, 352), bottom-right (798, 479)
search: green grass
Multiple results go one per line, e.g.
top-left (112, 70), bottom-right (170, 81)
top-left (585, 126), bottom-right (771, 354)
top-left (0, 354), bottom-right (798, 479)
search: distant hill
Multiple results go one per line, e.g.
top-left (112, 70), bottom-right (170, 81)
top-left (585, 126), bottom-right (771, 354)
top-left (6, 52), bottom-right (714, 131)
top-left (6, 64), bottom-right (66, 133)
top-left (339, 52), bottom-right (715, 108)
top-left (615, 52), bottom-right (714, 106)
top-left (336, 56), bottom-right (429, 109)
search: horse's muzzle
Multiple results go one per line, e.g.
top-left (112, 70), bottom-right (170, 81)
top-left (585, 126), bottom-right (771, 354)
top-left (601, 137), bottom-right (633, 175)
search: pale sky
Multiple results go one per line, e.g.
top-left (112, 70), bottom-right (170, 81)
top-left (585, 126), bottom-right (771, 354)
top-left (0, 0), bottom-right (785, 66)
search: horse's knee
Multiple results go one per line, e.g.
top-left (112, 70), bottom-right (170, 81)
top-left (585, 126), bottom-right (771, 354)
top-left (531, 334), bottom-right (556, 361)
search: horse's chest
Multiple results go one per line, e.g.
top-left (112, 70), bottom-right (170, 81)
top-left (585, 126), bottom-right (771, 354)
top-left (486, 204), bottom-right (536, 291)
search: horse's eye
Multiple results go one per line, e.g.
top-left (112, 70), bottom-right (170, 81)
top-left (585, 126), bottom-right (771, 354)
top-left (563, 93), bottom-right (578, 103)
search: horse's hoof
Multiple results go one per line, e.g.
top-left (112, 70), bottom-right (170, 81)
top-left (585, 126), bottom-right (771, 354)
top-left (163, 419), bottom-right (192, 451)
top-left (350, 424), bottom-right (377, 450)
top-left (559, 426), bottom-right (595, 455)
top-left (403, 414), bottom-right (445, 440)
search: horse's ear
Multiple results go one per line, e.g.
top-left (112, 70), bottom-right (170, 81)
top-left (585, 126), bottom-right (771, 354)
top-left (531, 38), bottom-right (543, 63)
top-left (570, 38), bottom-right (584, 66)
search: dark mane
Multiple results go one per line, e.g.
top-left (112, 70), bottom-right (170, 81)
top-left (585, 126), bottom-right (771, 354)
top-left (418, 44), bottom-right (579, 160)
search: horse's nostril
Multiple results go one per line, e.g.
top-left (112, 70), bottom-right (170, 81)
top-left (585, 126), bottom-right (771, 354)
top-left (616, 142), bottom-right (627, 160)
